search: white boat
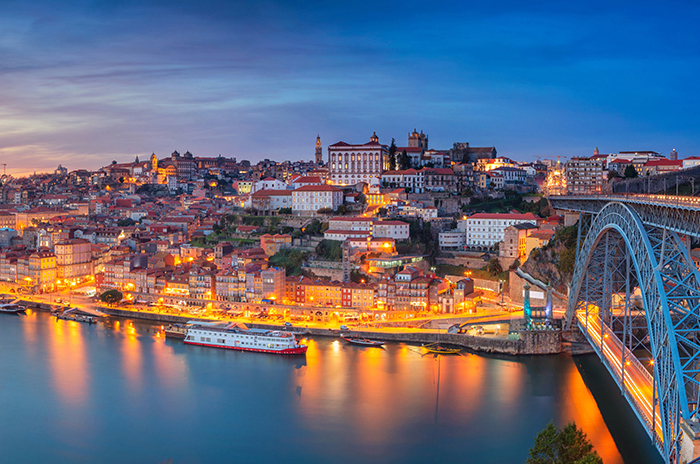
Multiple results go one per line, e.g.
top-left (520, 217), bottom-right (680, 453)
top-left (0, 298), bottom-right (25, 314)
top-left (184, 321), bottom-right (307, 355)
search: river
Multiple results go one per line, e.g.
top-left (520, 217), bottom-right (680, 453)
top-left (0, 311), bottom-right (662, 464)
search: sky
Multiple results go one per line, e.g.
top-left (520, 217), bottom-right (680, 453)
top-left (0, 0), bottom-right (699, 175)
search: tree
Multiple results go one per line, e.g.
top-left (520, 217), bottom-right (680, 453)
top-left (117, 218), bottom-right (136, 227)
top-left (624, 165), bottom-right (638, 178)
top-left (317, 207), bottom-right (333, 215)
top-left (486, 257), bottom-right (502, 276)
top-left (398, 149), bottom-right (411, 170)
top-left (388, 138), bottom-right (397, 171)
top-left (526, 420), bottom-right (602, 464)
top-left (607, 170), bottom-right (620, 180)
top-left (268, 248), bottom-right (307, 276)
top-left (278, 207), bottom-right (292, 215)
top-left (100, 290), bottom-right (123, 305)
top-left (315, 239), bottom-right (343, 261)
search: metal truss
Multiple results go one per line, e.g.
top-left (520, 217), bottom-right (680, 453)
top-left (550, 195), bottom-right (700, 240)
top-left (566, 202), bottom-right (700, 464)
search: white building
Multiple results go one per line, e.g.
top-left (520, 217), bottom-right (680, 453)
top-left (462, 212), bottom-right (539, 246)
top-left (253, 177), bottom-right (287, 193)
top-left (438, 231), bottom-right (465, 249)
top-left (491, 166), bottom-right (526, 184)
top-left (328, 216), bottom-right (374, 232)
top-left (683, 157), bottom-right (700, 170)
top-left (291, 185), bottom-right (343, 213)
top-left (328, 132), bottom-right (388, 186)
top-left (372, 221), bottom-right (410, 240)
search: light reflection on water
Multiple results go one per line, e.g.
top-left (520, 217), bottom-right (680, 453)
top-left (0, 312), bottom-right (662, 464)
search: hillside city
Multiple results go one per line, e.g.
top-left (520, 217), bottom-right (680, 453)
top-left (0, 129), bottom-right (693, 323)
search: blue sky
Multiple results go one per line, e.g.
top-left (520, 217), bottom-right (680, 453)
top-left (0, 0), bottom-right (698, 174)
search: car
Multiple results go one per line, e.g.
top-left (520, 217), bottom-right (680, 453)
top-left (340, 325), bottom-right (349, 331)
top-left (54, 298), bottom-right (63, 303)
top-left (284, 322), bottom-right (293, 328)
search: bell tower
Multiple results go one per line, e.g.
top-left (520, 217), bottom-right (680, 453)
top-left (150, 152), bottom-right (158, 171)
top-left (315, 135), bottom-right (322, 164)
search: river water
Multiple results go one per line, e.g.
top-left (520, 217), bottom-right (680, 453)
top-left (0, 311), bottom-right (662, 464)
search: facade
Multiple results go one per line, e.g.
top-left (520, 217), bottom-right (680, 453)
top-left (291, 184), bottom-right (343, 213)
top-left (565, 155), bottom-right (607, 194)
top-left (500, 223), bottom-right (539, 262)
top-left (328, 133), bottom-right (388, 186)
top-left (260, 234), bottom-right (292, 257)
top-left (372, 221), bottom-right (410, 240)
top-left (438, 231), bottom-right (466, 249)
top-left (55, 239), bottom-right (93, 280)
top-left (461, 212), bottom-right (539, 247)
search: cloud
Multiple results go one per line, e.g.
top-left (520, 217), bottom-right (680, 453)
top-left (0, 0), bottom-right (698, 174)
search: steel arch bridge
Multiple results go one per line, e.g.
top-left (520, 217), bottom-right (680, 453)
top-left (549, 195), bottom-right (700, 464)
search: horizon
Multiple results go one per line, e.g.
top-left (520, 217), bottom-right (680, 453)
top-left (1, 0), bottom-right (698, 176)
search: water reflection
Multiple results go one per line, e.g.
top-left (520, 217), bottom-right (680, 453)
top-left (48, 318), bottom-right (89, 408)
top-left (559, 359), bottom-right (623, 463)
top-left (1, 313), bottom-right (660, 464)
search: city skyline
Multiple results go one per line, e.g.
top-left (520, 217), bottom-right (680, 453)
top-left (1, 0), bottom-right (699, 175)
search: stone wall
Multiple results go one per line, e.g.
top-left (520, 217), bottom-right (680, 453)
top-left (519, 330), bottom-right (561, 354)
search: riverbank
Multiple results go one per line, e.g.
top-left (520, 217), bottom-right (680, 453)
top-left (97, 306), bottom-right (562, 355)
top-left (19, 301), bottom-right (567, 356)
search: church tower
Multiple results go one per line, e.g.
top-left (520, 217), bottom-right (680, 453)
top-left (150, 152), bottom-right (158, 171)
top-left (370, 131), bottom-right (379, 143)
top-left (315, 135), bottom-right (322, 164)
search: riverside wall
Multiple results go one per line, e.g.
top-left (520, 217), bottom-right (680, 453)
top-left (98, 307), bottom-right (562, 355)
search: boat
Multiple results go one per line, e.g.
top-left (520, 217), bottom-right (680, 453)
top-left (423, 342), bottom-right (461, 354)
top-left (54, 307), bottom-right (98, 324)
top-left (164, 324), bottom-right (188, 339)
top-left (55, 313), bottom-right (97, 324)
top-left (184, 321), bottom-right (307, 355)
top-left (341, 335), bottom-right (386, 347)
top-left (0, 298), bottom-right (25, 314)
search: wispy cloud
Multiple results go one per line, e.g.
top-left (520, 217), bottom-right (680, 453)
top-left (0, 0), bottom-right (698, 174)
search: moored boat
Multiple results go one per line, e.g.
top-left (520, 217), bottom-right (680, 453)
top-left (0, 298), bottom-right (25, 314)
top-left (423, 343), bottom-right (461, 354)
top-left (55, 313), bottom-right (97, 324)
top-left (341, 335), bottom-right (386, 347)
top-left (184, 321), bottom-right (307, 355)
top-left (164, 324), bottom-right (187, 339)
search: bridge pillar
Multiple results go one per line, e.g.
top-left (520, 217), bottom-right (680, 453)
top-left (680, 420), bottom-right (700, 463)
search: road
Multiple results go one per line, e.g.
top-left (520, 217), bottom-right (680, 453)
top-left (578, 309), bottom-right (662, 441)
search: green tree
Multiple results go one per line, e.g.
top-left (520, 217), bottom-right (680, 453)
top-left (278, 207), bottom-right (292, 215)
top-left (117, 218), bottom-right (136, 227)
top-left (398, 149), bottom-right (411, 170)
top-left (486, 257), bottom-right (503, 276)
top-left (527, 421), bottom-right (602, 464)
top-left (607, 170), bottom-right (621, 180)
top-left (388, 138), bottom-right (397, 171)
top-left (624, 165), bottom-right (638, 178)
top-left (268, 249), bottom-right (308, 276)
top-left (100, 290), bottom-right (123, 305)
top-left (315, 239), bottom-right (343, 261)
top-left (317, 207), bottom-right (333, 215)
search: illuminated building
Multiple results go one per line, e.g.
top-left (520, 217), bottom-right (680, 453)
top-left (55, 238), bottom-right (93, 280)
top-left (328, 133), bottom-right (388, 186)
top-left (260, 234), bottom-right (292, 257)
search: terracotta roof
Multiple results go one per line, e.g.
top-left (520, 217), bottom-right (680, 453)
top-left (467, 212), bottom-right (538, 221)
top-left (293, 184), bottom-right (341, 192)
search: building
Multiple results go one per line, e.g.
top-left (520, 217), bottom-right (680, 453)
top-left (55, 239), bottom-right (93, 281)
top-left (328, 133), bottom-right (388, 186)
top-left (372, 221), bottom-right (410, 240)
top-left (500, 223), bottom-right (539, 262)
top-left (260, 234), bottom-right (292, 257)
top-left (565, 155), bottom-right (607, 194)
top-left (461, 212), bottom-right (539, 247)
top-left (438, 231), bottom-right (465, 249)
top-left (291, 184), bottom-right (343, 214)
top-left (261, 268), bottom-right (286, 300)
top-left (315, 135), bottom-right (323, 164)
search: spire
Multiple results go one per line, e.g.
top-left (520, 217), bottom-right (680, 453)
top-left (594, 147), bottom-right (599, 156)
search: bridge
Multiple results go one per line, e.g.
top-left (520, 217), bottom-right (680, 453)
top-left (549, 194), bottom-right (700, 464)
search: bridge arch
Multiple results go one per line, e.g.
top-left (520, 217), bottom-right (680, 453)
top-left (567, 202), bottom-right (700, 463)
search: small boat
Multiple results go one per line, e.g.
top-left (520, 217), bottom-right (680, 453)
top-left (423, 343), bottom-right (461, 354)
top-left (0, 299), bottom-right (25, 314)
top-left (164, 324), bottom-right (188, 339)
top-left (56, 313), bottom-right (97, 324)
top-left (341, 335), bottom-right (386, 347)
